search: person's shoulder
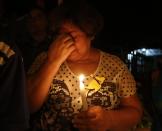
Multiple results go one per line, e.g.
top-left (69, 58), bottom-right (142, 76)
top-left (0, 34), bottom-right (16, 48)
top-left (0, 38), bottom-right (18, 66)
top-left (101, 50), bottom-right (124, 63)
top-left (0, 40), bottom-right (16, 54)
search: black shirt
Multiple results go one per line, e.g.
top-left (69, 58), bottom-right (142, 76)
top-left (0, 36), bottom-right (29, 131)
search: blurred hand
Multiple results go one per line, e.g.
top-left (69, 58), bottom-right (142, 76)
top-left (73, 106), bottom-right (112, 131)
top-left (47, 33), bottom-right (76, 65)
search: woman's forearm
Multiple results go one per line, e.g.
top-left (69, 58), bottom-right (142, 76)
top-left (27, 60), bottom-right (60, 113)
top-left (107, 96), bottom-right (143, 130)
top-left (108, 106), bottom-right (143, 130)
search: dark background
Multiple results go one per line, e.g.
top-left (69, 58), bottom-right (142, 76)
top-left (2, 0), bottom-right (161, 52)
top-left (88, 0), bottom-right (161, 51)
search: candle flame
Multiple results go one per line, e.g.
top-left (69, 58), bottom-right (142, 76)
top-left (79, 74), bottom-right (85, 89)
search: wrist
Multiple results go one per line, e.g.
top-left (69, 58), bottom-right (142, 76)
top-left (105, 110), bottom-right (115, 130)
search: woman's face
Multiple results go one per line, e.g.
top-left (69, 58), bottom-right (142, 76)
top-left (59, 21), bottom-right (92, 61)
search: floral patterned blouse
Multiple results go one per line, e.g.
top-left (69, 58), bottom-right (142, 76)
top-left (28, 50), bottom-right (136, 131)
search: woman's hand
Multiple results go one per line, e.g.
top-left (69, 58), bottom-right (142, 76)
top-left (73, 106), bottom-right (112, 131)
top-left (47, 33), bottom-right (76, 65)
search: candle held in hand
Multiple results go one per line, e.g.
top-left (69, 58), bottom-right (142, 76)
top-left (79, 74), bottom-right (88, 111)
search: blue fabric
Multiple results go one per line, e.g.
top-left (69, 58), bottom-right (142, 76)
top-left (151, 70), bottom-right (162, 131)
top-left (152, 78), bottom-right (162, 115)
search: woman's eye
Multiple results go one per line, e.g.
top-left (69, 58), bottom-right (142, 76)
top-left (72, 34), bottom-right (78, 39)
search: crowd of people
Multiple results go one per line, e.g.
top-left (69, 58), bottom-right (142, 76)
top-left (0, 0), bottom-right (161, 131)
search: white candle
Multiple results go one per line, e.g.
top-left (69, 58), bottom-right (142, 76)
top-left (79, 74), bottom-right (88, 111)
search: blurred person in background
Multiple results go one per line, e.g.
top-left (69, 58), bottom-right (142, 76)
top-left (0, 33), bottom-right (29, 130)
top-left (151, 57), bottom-right (162, 124)
top-left (16, 6), bottom-right (52, 72)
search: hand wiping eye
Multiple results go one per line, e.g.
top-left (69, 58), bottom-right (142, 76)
top-left (64, 33), bottom-right (75, 44)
